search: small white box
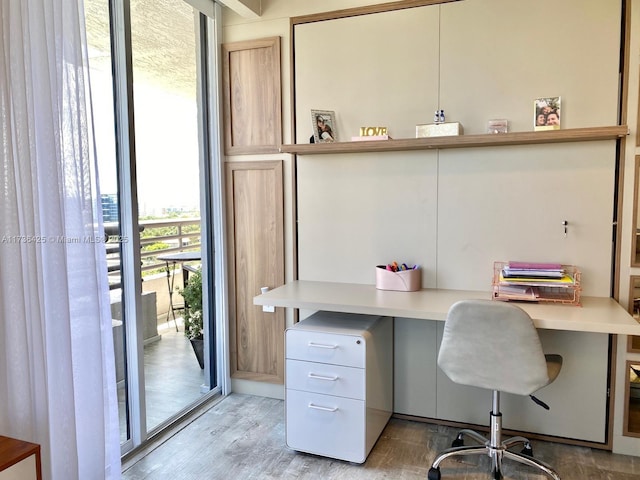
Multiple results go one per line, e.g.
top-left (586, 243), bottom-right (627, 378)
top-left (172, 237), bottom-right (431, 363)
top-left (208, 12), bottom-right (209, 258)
top-left (416, 122), bottom-right (463, 138)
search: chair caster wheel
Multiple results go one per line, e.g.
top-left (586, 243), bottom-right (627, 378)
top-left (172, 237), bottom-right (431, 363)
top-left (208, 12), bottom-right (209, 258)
top-left (451, 433), bottom-right (464, 448)
top-left (521, 442), bottom-right (533, 456)
top-left (427, 467), bottom-right (441, 480)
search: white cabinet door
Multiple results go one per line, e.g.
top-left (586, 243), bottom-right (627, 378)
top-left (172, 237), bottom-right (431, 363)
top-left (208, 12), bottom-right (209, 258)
top-left (0, 455), bottom-right (37, 480)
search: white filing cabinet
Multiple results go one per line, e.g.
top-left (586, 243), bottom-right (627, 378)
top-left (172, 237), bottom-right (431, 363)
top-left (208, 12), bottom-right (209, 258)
top-left (285, 311), bottom-right (393, 463)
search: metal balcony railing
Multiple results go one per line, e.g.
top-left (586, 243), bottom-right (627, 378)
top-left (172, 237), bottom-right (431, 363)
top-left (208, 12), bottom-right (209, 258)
top-left (105, 218), bottom-right (201, 289)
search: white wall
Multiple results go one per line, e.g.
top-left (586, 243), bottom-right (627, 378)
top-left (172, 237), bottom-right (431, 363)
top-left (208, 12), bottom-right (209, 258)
top-left (293, 0), bottom-right (620, 296)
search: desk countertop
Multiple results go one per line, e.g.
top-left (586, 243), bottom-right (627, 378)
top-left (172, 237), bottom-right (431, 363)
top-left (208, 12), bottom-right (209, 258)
top-left (253, 280), bottom-right (640, 335)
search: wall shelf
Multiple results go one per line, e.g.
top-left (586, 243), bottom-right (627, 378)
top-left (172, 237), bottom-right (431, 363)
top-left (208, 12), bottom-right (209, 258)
top-left (280, 125), bottom-right (628, 155)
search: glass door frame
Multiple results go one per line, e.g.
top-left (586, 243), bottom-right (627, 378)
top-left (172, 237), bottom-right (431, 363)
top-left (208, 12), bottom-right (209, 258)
top-left (198, 5), bottom-right (232, 399)
top-left (108, 0), bottom-right (229, 455)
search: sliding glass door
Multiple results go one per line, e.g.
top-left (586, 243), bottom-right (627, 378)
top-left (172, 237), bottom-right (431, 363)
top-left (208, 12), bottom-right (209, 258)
top-left (84, 0), bottom-right (223, 453)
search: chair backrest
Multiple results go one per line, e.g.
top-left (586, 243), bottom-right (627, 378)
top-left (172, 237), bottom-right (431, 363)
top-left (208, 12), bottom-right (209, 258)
top-left (438, 299), bottom-right (550, 396)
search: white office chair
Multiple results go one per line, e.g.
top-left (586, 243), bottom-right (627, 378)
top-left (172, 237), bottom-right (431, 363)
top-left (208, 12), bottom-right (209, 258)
top-left (428, 299), bottom-right (563, 480)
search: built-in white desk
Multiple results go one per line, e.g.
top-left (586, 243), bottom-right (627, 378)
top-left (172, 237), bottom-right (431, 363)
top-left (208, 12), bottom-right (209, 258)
top-left (254, 280), bottom-right (640, 448)
top-left (253, 280), bottom-right (640, 335)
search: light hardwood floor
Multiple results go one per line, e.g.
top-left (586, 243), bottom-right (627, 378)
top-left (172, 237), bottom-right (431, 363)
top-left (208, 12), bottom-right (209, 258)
top-left (122, 393), bottom-right (640, 479)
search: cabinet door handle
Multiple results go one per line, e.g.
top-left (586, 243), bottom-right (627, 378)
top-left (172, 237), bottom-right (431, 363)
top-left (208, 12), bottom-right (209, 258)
top-left (308, 342), bottom-right (338, 349)
top-left (308, 403), bottom-right (338, 412)
top-left (308, 372), bottom-right (339, 381)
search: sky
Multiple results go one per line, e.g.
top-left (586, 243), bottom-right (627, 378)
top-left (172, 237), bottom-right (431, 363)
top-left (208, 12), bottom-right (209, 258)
top-left (90, 58), bottom-right (201, 217)
top-left (86, 0), bottom-right (200, 217)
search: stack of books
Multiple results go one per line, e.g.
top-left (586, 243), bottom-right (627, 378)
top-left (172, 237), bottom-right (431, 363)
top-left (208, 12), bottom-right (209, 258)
top-left (493, 261), bottom-right (579, 304)
top-left (501, 262), bottom-right (569, 282)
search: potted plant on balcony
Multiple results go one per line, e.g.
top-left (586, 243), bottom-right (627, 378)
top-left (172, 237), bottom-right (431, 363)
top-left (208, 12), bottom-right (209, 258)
top-left (179, 268), bottom-right (204, 369)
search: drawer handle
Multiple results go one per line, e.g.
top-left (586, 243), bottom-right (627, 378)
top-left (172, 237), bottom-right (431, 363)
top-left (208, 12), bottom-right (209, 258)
top-left (308, 342), bottom-right (338, 349)
top-left (308, 402), bottom-right (338, 412)
top-left (308, 372), bottom-right (339, 381)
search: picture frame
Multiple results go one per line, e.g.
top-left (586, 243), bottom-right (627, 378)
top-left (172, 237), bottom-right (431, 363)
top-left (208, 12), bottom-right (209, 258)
top-left (311, 109), bottom-right (337, 143)
top-left (534, 97), bottom-right (561, 131)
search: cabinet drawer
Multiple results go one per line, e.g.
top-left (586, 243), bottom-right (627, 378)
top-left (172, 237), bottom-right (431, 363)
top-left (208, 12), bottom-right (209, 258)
top-left (286, 359), bottom-right (365, 399)
top-left (286, 329), bottom-right (366, 367)
top-left (286, 389), bottom-right (366, 463)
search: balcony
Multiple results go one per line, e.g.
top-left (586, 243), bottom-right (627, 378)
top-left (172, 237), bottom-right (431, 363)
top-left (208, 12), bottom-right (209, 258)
top-left (105, 217), bottom-right (208, 439)
top-left (105, 217), bottom-right (201, 289)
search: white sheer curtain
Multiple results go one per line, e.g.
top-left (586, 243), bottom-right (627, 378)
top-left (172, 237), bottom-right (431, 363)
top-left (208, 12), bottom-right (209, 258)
top-left (0, 1), bottom-right (120, 479)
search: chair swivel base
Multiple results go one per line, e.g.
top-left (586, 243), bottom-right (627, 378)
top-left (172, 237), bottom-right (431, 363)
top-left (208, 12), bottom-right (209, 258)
top-left (428, 425), bottom-right (561, 480)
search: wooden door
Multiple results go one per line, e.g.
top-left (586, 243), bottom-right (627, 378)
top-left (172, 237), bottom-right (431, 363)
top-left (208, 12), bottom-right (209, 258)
top-left (226, 161), bottom-right (285, 383)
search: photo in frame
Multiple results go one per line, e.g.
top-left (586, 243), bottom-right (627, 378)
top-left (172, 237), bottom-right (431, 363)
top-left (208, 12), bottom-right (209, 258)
top-left (311, 109), bottom-right (337, 143)
top-left (534, 97), bottom-right (561, 131)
